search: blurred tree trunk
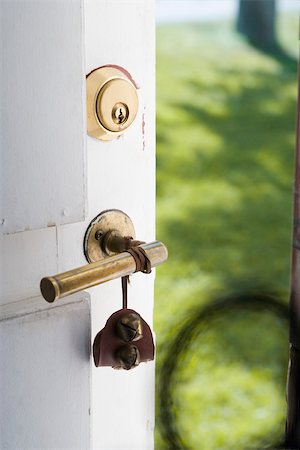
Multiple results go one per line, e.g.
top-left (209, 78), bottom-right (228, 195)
top-left (237, 0), bottom-right (277, 49)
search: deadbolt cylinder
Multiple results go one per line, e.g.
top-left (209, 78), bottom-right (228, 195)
top-left (86, 66), bottom-right (139, 141)
top-left (40, 241), bottom-right (168, 303)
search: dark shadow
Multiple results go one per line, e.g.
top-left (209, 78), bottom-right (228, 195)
top-left (158, 292), bottom-right (289, 450)
top-left (248, 42), bottom-right (297, 73)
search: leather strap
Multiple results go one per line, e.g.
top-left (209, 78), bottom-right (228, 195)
top-left (121, 247), bottom-right (152, 309)
top-left (126, 247), bottom-right (152, 274)
top-left (122, 276), bottom-right (129, 309)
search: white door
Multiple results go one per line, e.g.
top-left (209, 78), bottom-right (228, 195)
top-left (0, 1), bottom-right (156, 449)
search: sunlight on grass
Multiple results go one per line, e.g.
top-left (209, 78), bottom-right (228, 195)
top-left (155, 13), bottom-right (298, 450)
top-left (172, 310), bottom-right (287, 449)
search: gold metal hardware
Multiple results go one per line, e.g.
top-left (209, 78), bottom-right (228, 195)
top-left (86, 67), bottom-right (139, 141)
top-left (100, 230), bottom-right (144, 256)
top-left (112, 102), bottom-right (129, 125)
top-left (40, 209), bottom-right (168, 303)
top-left (83, 210), bottom-right (137, 263)
top-left (116, 312), bottom-right (143, 342)
top-left (40, 241), bottom-right (168, 303)
top-left (115, 345), bottom-right (140, 370)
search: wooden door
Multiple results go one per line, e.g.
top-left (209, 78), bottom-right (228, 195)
top-left (0, 1), bottom-right (155, 449)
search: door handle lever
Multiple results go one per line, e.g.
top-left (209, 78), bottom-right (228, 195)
top-left (40, 241), bottom-right (167, 303)
top-left (40, 210), bottom-right (168, 303)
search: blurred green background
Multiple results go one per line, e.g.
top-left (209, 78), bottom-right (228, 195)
top-left (154, 5), bottom-right (298, 449)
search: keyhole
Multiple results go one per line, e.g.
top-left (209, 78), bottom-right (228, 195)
top-left (118, 108), bottom-right (124, 124)
top-left (112, 102), bottom-right (129, 125)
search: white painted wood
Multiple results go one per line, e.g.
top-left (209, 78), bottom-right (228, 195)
top-left (0, 3), bottom-right (92, 448)
top-left (0, 227), bottom-right (58, 306)
top-left (84, 1), bottom-right (156, 448)
top-left (0, 295), bottom-right (91, 450)
top-left (0, 1), bottom-right (156, 449)
top-left (0, 0), bottom-right (86, 235)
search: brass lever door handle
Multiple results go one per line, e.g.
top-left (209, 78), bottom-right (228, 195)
top-left (40, 241), bottom-right (167, 303)
top-left (40, 210), bottom-right (168, 303)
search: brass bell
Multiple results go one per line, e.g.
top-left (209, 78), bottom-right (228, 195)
top-left (93, 309), bottom-right (155, 369)
top-left (115, 344), bottom-right (140, 370)
top-left (115, 312), bottom-right (143, 342)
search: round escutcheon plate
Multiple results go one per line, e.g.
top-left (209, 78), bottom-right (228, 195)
top-left (86, 66), bottom-right (139, 141)
top-left (83, 210), bottom-right (136, 263)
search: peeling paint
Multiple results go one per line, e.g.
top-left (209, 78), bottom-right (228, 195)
top-left (142, 108), bottom-right (146, 151)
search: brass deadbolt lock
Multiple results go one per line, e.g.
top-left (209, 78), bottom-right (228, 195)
top-left (86, 66), bottom-right (139, 141)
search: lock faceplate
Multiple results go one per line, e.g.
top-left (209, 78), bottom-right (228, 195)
top-left (86, 66), bottom-right (139, 141)
top-left (83, 209), bottom-right (136, 263)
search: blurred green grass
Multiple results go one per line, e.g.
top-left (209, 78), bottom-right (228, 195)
top-left (155, 14), bottom-right (298, 450)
